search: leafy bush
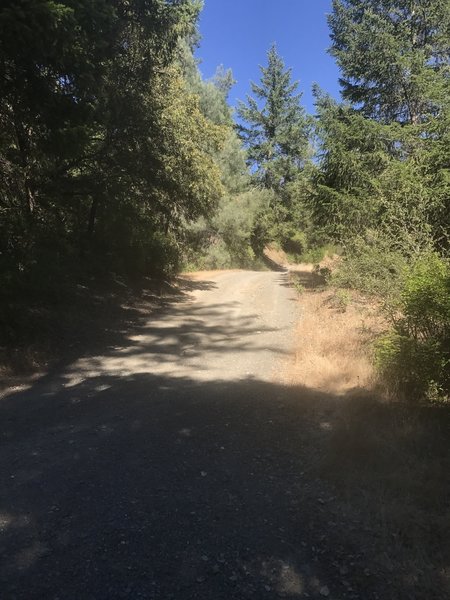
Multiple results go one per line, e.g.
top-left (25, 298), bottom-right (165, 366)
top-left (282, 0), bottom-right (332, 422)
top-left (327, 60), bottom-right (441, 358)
top-left (332, 234), bottom-right (409, 299)
top-left (401, 254), bottom-right (450, 341)
top-left (375, 254), bottom-right (450, 401)
top-left (331, 289), bottom-right (351, 312)
top-left (299, 244), bottom-right (338, 264)
top-left (214, 190), bottom-right (266, 265)
top-left (199, 239), bottom-right (234, 269)
top-left (375, 333), bottom-right (446, 400)
top-left (184, 188), bottom-right (270, 270)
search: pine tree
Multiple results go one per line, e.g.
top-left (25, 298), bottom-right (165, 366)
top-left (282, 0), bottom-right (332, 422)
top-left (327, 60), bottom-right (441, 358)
top-left (237, 44), bottom-right (309, 191)
top-left (328, 0), bottom-right (450, 124)
top-left (324, 0), bottom-right (450, 247)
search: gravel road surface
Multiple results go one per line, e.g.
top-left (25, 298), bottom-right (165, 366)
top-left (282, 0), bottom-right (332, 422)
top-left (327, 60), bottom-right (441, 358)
top-left (0, 271), bottom-right (399, 599)
top-left (60, 270), bottom-right (299, 386)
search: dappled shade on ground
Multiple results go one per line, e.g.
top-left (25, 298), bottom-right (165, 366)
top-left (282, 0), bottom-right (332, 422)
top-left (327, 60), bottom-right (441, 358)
top-left (1, 271), bottom-right (449, 599)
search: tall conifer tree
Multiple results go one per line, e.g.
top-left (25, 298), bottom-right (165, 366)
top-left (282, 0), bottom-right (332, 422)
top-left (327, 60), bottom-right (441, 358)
top-left (237, 44), bottom-right (309, 191)
top-left (328, 0), bottom-right (450, 124)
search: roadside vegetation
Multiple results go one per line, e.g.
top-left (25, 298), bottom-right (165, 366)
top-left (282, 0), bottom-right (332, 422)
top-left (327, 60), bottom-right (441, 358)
top-left (282, 256), bottom-right (449, 598)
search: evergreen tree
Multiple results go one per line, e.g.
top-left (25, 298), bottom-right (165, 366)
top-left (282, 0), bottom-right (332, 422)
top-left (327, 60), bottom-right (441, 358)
top-left (311, 88), bottom-right (391, 242)
top-left (237, 44), bottom-right (310, 191)
top-left (323, 0), bottom-right (450, 249)
top-left (328, 0), bottom-right (450, 124)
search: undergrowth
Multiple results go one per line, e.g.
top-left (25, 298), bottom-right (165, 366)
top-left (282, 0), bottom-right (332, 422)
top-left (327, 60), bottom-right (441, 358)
top-left (330, 241), bottom-right (450, 403)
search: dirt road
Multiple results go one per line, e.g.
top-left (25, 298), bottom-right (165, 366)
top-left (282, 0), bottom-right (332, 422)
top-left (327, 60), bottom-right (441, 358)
top-left (1, 270), bottom-right (317, 600)
top-left (59, 270), bottom-right (299, 386)
top-left (0, 271), bottom-right (441, 599)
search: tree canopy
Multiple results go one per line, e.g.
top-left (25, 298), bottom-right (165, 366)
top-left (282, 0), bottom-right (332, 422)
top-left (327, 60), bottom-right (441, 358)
top-left (0, 0), bottom-right (223, 278)
top-left (328, 0), bottom-right (450, 123)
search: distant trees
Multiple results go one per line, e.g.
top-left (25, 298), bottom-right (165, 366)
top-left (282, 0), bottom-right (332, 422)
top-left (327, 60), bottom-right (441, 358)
top-left (236, 45), bottom-right (311, 253)
top-left (180, 44), bottom-right (270, 270)
top-left (237, 44), bottom-right (310, 191)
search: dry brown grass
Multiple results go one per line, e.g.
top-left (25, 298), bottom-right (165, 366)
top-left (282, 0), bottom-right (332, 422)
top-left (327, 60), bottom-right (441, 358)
top-left (263, 243), bottom-right (291, 268)
top-left (286, 265), bottom-right (385, 395)
top-left (283, 264), bottom-right (450, 598)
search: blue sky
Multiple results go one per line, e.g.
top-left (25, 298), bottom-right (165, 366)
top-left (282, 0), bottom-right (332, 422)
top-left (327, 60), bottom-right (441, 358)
top-left (196, 0), bottom-right (341, 115)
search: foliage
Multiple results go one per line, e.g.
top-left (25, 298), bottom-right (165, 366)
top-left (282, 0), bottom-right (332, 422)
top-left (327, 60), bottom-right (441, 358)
top-left (328, 0), bottom-right (450, 124)
top-left (183, 188), bottom-right (271, 269)
top-left (213, 190), bottom-right (267, 265)
top-left (311, 91), bottom-right (391, 240)
top-left (0, 0), bottom-right (223, 289)
top-left (290, 278), bottom-right (305, 295)
top-left (320, 0), bottom-right (450, 248)
top-left (310, 90), bottom-right (444, 249)
top-left (177, 38), bottom-right (261, 270)
top-left (331, 289), bottom-right (351, 312)
top-left (282, 231), bottom-right (308, 255)
top-left (375, 254), bottom-right (450, 400)
top-left (237, 44), bottom-right (310, 191)
top-left (299, 247), bottom-right (336, 266)
top-left (332, 233), bottom-right (409, 299)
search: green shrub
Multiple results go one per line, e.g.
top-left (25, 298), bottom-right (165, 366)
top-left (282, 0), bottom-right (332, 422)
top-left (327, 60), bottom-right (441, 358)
top-left (332, 235), bottom-right (408, 299)
top-left (331, 289), bottom-right (351, 312)
top-left (401, 254), bottom-right (450, 341)
top-left (375, 332), bottom-right (445, 400)
top-left (292, 244), bottom-right (339, 264)
top-left (375, 254), bottom-right (450, 401)
top-left (184, 189), bottom-right (270, 270)
top-left (201, 239), bottom-right (234, 269)
top-left (299, 246), bottom-right (327, 263)
top-left (291, 279), bottom-right (305, 295)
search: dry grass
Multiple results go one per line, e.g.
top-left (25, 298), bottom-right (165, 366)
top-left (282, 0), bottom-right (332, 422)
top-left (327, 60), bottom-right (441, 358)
top-left (286, 265), bottom-right (385, 395)
top-left (263, 243), bottom-right (291, 268)
top-left (284, 264), bottom-right (450, 598)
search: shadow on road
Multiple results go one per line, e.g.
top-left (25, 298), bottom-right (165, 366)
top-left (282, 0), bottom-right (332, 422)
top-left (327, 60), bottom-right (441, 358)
top-left (1, 273), bottom-right (450, 599)
top-left (1, 368), bottom-right (450, 599)
top-left (261, 253), bottom-right (289, 273)
top-left (0, 274), bottom-right (219, 382)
